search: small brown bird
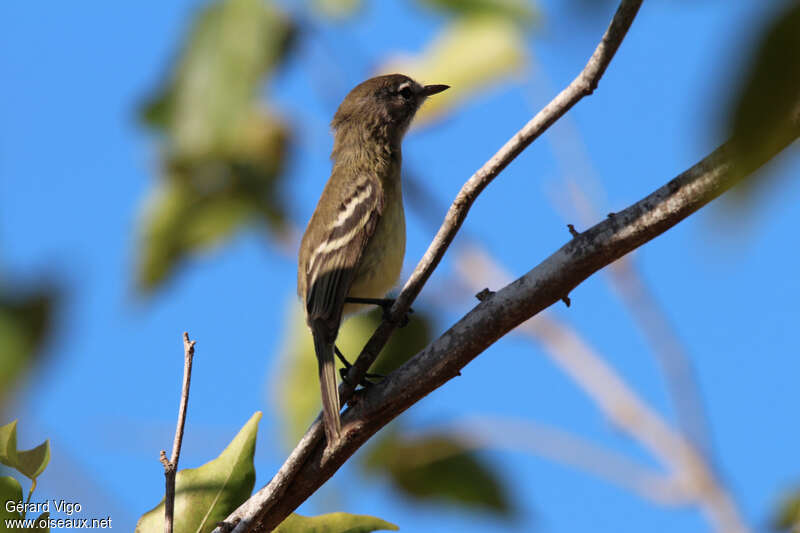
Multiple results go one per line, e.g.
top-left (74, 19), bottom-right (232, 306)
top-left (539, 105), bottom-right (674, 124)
top-left (298, 74), bottom-right (449, 445)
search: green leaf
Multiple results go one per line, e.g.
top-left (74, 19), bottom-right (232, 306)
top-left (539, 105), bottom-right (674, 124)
top-left (773, 488), bottom-right (800, 531)
top-left (275, 512), bottom-right (398, 533)
top-left (0, 420), bottom-right (19, 467)
top-left (275, 303), bottom-right (433, 445)
top-left (418, 0), bottom-right (537, 24)
top-left (0, 476), bottom-right (23, 522)
top-left (0, 287), bottom-right (56, 408)
top-left (380, 15), bottom-right (526, 125)
top-left (724, 2), bottom-right (800, 193)
top-left (15, 440), bottom-right (50, 480)
top-left (135, 412), bottom-right (261, 533)
top-left (0, 421), bottom-right (50, 481)
top-left (363, 429), bottom-right (512, 516)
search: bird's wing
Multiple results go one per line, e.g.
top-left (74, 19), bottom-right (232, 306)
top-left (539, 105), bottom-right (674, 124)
top-left (304, 174), bottom-right (384, 338)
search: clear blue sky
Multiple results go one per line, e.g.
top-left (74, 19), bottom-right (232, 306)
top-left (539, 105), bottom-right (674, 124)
top-left (1, 1), bottom-right (798, 532)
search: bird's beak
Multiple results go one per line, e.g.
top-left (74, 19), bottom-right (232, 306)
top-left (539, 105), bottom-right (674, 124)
top-left (421, 84), bottom-right (450, 96)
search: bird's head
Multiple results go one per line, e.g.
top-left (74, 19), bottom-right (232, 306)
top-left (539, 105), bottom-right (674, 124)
top-left (331, 74), bottom-right (449, 142)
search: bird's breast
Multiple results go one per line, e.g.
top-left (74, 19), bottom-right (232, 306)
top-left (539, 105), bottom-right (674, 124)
top-left (344, 184), bottom-right (406, 315)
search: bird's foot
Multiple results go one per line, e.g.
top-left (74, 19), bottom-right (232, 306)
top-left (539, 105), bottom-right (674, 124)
top-left (335, 345), bottom-right (385, 387)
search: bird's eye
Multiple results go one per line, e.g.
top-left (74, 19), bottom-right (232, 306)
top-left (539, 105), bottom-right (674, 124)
top-left (399, 86), bottom-right (413, 99)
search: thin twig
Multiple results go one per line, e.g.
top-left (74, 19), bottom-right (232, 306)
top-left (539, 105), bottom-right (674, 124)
top-left (340, 0), bottom-right (646, 403)
top-left (160, 332), bottom-right (196, 533)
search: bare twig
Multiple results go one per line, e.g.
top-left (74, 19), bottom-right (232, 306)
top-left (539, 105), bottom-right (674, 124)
top-left (160, 332), bottom-right (196, 533)
top-left (341, 0), bottom-right (646, 400)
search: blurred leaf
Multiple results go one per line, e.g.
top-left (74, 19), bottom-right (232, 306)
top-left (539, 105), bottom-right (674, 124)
top-left (419, 0), bottom-right (537, 24)
top-left (0, 286), bottom-right (55, 407)
top-left (141, 0), bottom-right (294, 152)
top-left (773, 488), bottom-right (800, 531)
top-left (0, 421), bottom-right (50, 481)
top-left (275, 302), bottom-right (433, 444)
top-left (363, 428), bottom-right (513, 515)
top-left (137, 0), bottom-right (294, 291)
top-left (725, 2), bottom-right (800, 193)
top-left (275, 512), bottom-right (398, 532)
top-left (363, 305), bottom-right (433, 376)
top-left (136, 110), bottom-right (289, 290)
top-left (135, 412), bottom-right (261, 533)
top-left (0, 476), bottom-right (23, 522)
top-left (312, 0), bottom-right (363, 18)
top-left (380, 15), bottom-right (526, 125)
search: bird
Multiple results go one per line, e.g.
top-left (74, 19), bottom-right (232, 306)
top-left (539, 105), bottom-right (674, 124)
top-left (298, 74), bottom-right (449, 445)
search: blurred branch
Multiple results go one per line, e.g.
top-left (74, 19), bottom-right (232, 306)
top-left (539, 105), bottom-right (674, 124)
top-left (215, 1), bottom-right (645, 530)
top-left (437, 416), bottom-right (687, 505)
top-left (159, 332), bottom-right (196, 533)
top-left (456, 247), bottom-right (747, 532)
top-left (557, 150), bottom-right (712, 457)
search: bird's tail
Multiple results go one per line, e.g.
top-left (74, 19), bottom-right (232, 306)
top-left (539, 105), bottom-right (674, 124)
top-left (312, 327), bottom-right (342, 445)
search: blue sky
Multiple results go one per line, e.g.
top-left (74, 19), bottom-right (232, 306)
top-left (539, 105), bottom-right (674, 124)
top-left (1, 1), bottom-right (798, 532)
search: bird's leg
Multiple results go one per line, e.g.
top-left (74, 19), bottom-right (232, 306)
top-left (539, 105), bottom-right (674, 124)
top-left (335, 345), bottom-right (385, 387)
top-left (344, 297), bottom-right (413, 327)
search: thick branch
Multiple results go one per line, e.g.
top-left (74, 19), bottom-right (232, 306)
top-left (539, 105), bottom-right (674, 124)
top-left (230, 123), bottom-right (797, 531)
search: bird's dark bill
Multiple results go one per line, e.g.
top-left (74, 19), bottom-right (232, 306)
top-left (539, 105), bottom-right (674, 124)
top-left (422, 84), bottom-right (450, 96)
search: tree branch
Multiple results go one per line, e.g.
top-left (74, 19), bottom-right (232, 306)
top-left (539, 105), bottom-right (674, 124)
top-left (213, 1), bottom-right (647, 530)
top-left (235, 123), bottom-right (797, 530)
top-left (160, 332), bottom-right (196, 533)
top-left (342, 0), bottom-right (645, 397)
